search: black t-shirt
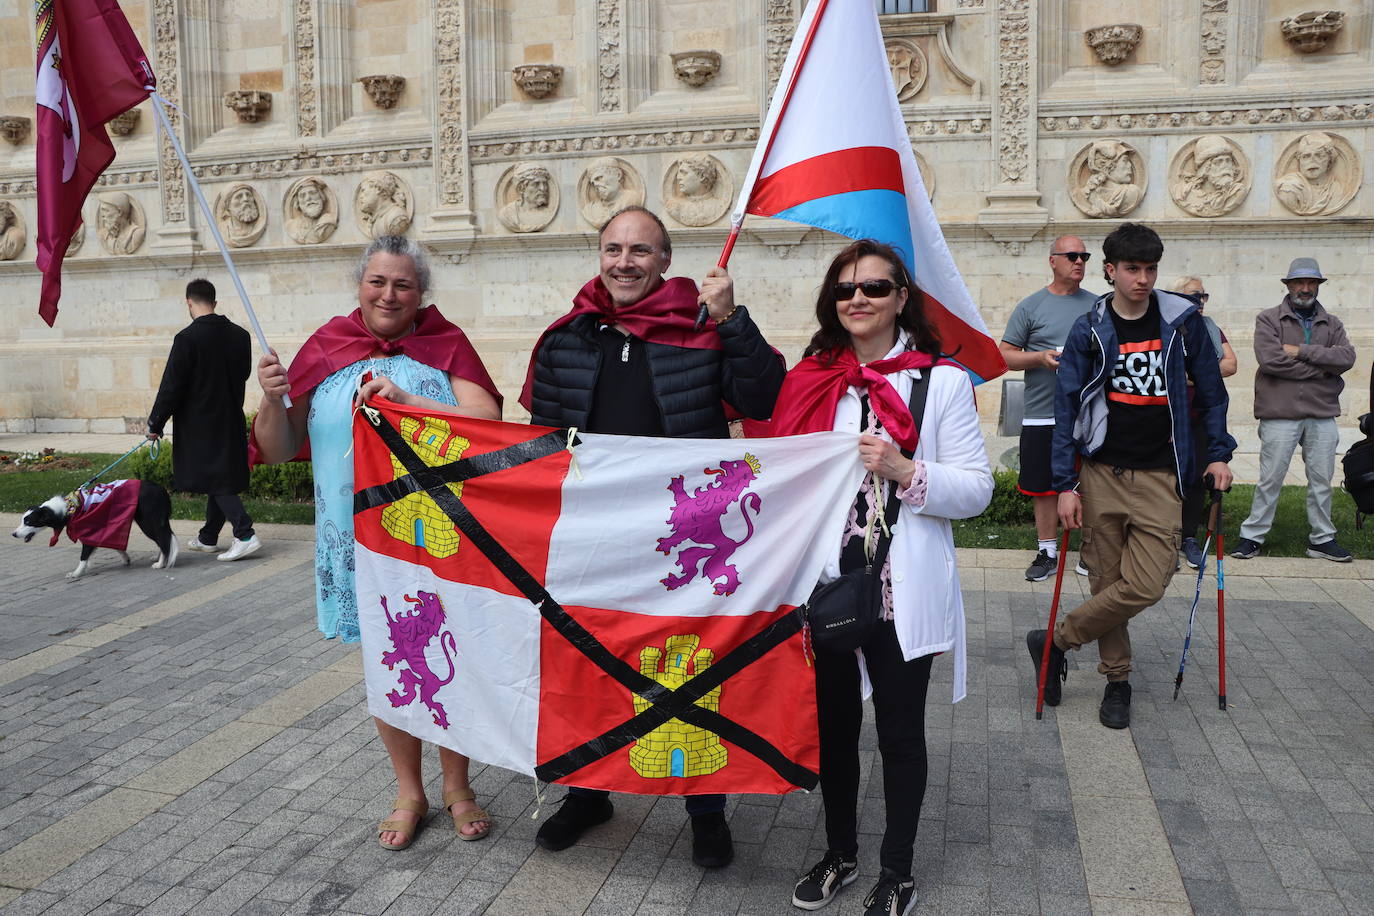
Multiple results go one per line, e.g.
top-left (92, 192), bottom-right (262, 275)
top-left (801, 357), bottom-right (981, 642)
top-left (1093, 297), bottom-right (1175, 471)
top-left (585, 324), bottom-right (665, 437)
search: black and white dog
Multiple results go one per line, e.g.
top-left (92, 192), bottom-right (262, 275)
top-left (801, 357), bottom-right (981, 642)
top-left (12, 481), bottom-right (178, 580)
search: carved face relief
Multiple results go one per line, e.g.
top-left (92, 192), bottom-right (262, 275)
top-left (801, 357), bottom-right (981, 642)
top-left (0, 201), bottom-right (26, 261)
top-left (663, 154), bottom-right (732, 227)
top-left (354, 171), bottom-right (414, 238)
top-left (214, 184), bottom-right (267, 248)
top-left (95, 192), bottom-right (145, 255)
top-left (1069, 140), bottom-right (1147, 219)
top-left (284, 177), bottom-right (339, 245)
top-left (885, 39), bottom-right (927, 102)
top-left (1169, 136), bottom-right (1250, 218)
top-left (229, 188), bottom-right (259, 223)
top-left (577, 157), bottom-right (644, 228)
top-left (1274, 131), bottom-right (1360, 217)
top-left (496, 162), bottom-right (559, 233)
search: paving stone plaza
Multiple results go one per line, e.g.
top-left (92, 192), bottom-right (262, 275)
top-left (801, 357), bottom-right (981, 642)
top-left (3, 504), bottom-right (1373, 915)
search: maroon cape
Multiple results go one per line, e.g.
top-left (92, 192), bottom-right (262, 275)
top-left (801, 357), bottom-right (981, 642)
top-left (64, 479), bottom-right (141, 551)
top-left (748, 349), bottom-right (950, 452)
top-left (250, 305), bottom-right (501, 464)
top-left (518, 276), bottom-right (722, 411)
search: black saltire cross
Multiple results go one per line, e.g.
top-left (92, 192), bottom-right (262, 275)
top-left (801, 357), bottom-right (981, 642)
top-left (355, 406), bottom-right (817, 789)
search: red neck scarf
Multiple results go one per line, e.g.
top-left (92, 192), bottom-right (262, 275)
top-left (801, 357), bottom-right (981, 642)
top-left (762, 348), bottom-right (944, 451)
top-left (286, 305), bottom-right (501, 406)
top-left (518, 275), bottom-right (721, 409)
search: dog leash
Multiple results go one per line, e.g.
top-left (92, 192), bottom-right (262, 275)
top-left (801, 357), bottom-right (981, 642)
top-left (79, 437), bottom-right (159, 491)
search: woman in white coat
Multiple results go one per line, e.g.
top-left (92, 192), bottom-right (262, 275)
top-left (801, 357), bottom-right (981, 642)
top-left (769, 240), bottom-right (992, 916)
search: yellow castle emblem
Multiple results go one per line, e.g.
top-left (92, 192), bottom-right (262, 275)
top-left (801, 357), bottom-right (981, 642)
top-left (629, 635), bottom-right (728, 779)
top-left (381, 415), bottom-right (470, 559)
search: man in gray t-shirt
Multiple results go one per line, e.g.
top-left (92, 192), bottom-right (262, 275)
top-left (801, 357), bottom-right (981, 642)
top-left (1000, 235), bottom-right (1099, 581)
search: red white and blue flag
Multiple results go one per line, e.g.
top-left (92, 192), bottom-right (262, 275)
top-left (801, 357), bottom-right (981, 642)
top-left (352, 397), bottom-right (864, 795)
top-left (35, 0), bottom-right (153, 325)
top-left (733, 0), bottom-right (1006, 384)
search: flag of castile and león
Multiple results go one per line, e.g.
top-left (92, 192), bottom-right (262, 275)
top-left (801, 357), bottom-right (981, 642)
top-left (352, 396), bottom-right (863, 795)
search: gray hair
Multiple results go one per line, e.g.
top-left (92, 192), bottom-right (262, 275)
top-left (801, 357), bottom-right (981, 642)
top-left (353, 236), bottom-right (432, 294)
top-left (1172, 275), bottom-right (1203, 292)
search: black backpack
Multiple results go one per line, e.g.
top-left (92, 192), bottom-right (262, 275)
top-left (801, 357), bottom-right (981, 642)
top-left (1344, 411), bottom-right (1374, 529)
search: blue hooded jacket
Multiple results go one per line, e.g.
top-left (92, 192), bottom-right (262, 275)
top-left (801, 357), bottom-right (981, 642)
top-left (1052, 289), bottom-right (1236, 498)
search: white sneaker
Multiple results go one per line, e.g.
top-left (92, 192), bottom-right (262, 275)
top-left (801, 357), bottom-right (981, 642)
top-left (1075, 560), bottom-right (1089, 576)
top-left (218, 535), bottom-right (262, 561)
top-left (186, 537), bottom-right (222, 552)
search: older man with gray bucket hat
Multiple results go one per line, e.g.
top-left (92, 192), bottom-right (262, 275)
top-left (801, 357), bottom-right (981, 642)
top-left (1233, 257), bottom-right (1357, 561)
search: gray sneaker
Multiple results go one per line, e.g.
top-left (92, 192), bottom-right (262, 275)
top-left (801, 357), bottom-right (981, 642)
top-left (1307, 540), bottom-right (1353, 562)
top-left (1230, 538), bottom-right (1260, 560)
top-left (1025, 550), bottom-right (1056, 582)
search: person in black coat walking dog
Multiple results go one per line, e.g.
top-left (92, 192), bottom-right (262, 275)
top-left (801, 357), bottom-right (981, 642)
top-left (147, 278), bottom-right (261, 561)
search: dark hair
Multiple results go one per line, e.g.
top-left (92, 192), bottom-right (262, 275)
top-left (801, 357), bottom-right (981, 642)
top-left (804, 239), bottom-right (941, 362)
top-left (599, 206), bottom-right (672, 256)
top-left (1101, 222), bottom-right (1163, 281)
top-left (185, 278), bottom-right (216, 306)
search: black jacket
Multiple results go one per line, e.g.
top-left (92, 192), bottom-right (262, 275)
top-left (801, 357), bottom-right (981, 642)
top-left (148, 313), bottom-right (252, 493)
top-left (529, 306), bottom-right (784, 438)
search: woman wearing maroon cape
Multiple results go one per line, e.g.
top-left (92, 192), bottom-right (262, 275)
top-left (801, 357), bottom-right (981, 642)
top-left (254, 236), bottom-right (502, 850)
top-left (772, 241), bottom-right (992, 916)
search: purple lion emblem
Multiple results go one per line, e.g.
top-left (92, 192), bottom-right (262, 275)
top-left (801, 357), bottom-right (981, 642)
top-left (379, 590), bottom-right (458, 728)
top-left (656, 455), bottom-right (762, 596)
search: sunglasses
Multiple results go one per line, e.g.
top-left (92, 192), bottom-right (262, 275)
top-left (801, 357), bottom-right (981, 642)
top-left (1052, 251), bottom-right (1091, 263)
top-left (1195, 292), bottom-right (1210, 302)
top-left (833, 279), bottom-right (896, 300)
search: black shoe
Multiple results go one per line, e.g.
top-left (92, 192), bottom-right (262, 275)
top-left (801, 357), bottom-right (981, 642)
top-left (1025, 549), bottom-right (1056, 582)
top-left (792, 851), bottom-right (858, 910)
top-left (690, 811), bottom-right (734, 868)
top-left (1025, 629), bottom-right (1067, 707)
top-left (1230, 537), bottom-right (1260, 560)
top-left (862, 869), bottom-right (916, 916)
top-left (1307, 539), bottom-right (1353, 562)
top-left (535, 793), bottom-right (614, 851)
top-left (1099, 681), bottom-right (1132, 729)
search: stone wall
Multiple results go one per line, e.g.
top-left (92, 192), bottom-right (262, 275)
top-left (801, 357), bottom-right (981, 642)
top-left (0, 0), bottom-right (1370, 462)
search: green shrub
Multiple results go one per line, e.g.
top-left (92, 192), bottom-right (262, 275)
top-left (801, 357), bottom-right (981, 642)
top-left (123, 441), bottom-right (174, 490)
top-left (979, 468), bottom-right (1035, 526)
top-left (122, 428), bottom-right (315, 502)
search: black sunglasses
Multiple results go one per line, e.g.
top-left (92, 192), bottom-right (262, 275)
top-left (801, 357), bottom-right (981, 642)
top-left (1052, 251), bottom-right (1091, 263)
top-left (833, 279), bottom-right (896, 300)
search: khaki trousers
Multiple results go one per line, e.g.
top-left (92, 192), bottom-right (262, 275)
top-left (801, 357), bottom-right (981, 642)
top-left (1055, 461), bottom-right (1181, 681)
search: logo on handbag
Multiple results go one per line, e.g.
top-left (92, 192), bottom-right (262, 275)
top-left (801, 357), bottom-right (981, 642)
top-left (656, 454), bottom-right (763, 596)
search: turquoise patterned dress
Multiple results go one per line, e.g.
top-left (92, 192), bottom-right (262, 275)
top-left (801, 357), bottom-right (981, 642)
top-left (307, 355), bottom-right (456, 642)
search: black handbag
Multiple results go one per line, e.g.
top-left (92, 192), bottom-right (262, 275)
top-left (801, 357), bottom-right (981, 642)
top-left (1344, 413), bottom-right (1374, 529)
top-left (804, 369), bottom-right (932, 653)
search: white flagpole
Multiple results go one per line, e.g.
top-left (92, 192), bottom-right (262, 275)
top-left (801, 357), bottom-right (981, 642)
top-left (146, 90), bottom-right (291, 408)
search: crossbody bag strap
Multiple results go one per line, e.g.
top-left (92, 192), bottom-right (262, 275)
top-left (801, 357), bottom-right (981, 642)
top-left (869, 367), bottom-right (934, 569)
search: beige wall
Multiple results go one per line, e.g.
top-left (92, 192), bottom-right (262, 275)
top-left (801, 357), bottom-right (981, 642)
top-left (0, 0), bottom-right (1369, 462)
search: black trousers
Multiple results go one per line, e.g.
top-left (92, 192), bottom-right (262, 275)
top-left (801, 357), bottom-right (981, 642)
top-left (815, 619), bottom-right (933, 877)
top-left (199, 493), bottom-right (254, 544)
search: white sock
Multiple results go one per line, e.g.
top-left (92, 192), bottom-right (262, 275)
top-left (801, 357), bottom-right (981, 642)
top-left (1039, 538), bottom-right (1058, 558)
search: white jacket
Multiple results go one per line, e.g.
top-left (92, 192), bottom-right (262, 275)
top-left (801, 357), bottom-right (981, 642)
top-left (820, 345), bottom-right (993, 702)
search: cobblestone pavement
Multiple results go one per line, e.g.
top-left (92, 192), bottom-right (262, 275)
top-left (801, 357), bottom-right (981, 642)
top-left (2, 518), bottom-right (1373, 915)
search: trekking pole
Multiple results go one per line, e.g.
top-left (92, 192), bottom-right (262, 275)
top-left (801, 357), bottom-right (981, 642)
top-left (1174, 484), bottom-right (1221, 701)
top-left (1035, 528), bottom-right (1072, 720)
top-left (1214, 487), bottom-right (1228, 711)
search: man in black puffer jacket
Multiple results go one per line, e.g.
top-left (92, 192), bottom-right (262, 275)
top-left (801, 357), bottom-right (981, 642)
top-left (519, 206), bottom-right (785, 867)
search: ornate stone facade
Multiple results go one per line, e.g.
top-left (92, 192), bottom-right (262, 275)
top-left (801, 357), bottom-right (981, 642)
top-left (0, 0), bottom-right (1369, 462)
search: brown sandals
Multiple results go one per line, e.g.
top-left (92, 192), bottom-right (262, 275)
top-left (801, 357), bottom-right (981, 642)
top-left (377, 796), bottom-right (428, 851)
top-left (444, 788), bottom-right (493, 841)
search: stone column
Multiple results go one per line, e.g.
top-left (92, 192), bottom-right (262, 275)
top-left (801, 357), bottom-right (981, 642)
top-left (976, 0), bottom-right (1046, 253)
top-left (150, 0), bottom-right (199, 251)
top-left (424, 0), bottom-right (477, 237)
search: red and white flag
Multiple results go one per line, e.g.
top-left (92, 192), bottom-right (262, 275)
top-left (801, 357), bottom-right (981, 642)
top-left (35, 0), bottom-right (153, 325)
top-left (352, 397), bottom-right (864, 795)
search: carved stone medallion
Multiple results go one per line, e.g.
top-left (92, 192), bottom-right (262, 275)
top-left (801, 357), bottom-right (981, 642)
top-left (1273, 131), bottom-right (1360, 217)
top-left (913, 151), bottom-right (935, 200)
top-left (1169, 136), bottom-right (1250, 217)
top-left (1068, 139), bottom-right (1147, 218)
top-left (577, 157), bottom-right (645, 228)
top-left (283, 176), bottom-right (339, 245)
top-left (885, 39), bottom-right (927, 102)
top-left (0, 201), bottom-right (26, 260)
top-left (663, 154), bottom-right (732, 227)
top-left (214, 184), bottom-right (267, 248)
top-left (95, 191), bottom-right (146, 255)
top-left (66, 222), bottom-right (86, 257)
top-left (495, 162), bottom-right (558, 233)
top-left (355, 171), bottom-right (414, 238)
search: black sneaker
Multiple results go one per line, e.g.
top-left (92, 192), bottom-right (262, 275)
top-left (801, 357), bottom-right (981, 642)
top-left (1025, 629), bottom-right (1067, 707)
top-left (1025, 549), bottom-right (1056, 582)
top-left (792, 851), bottom-right (858, 910)
top-left (862, 869), bottom-right (916, 916)
top-left (1307, 540), bottom-right (1353, 563)
top-left (1100, 681), bottom-right (1132, 729)
top-left (690, 811), bottom-right (734, 868)
top-left (535, 793), bottom-right (614, 851)
top-left (1230, 537), bottom-right (1260, 559)
top-left (1182, 537), bottom-right (1203, 569)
